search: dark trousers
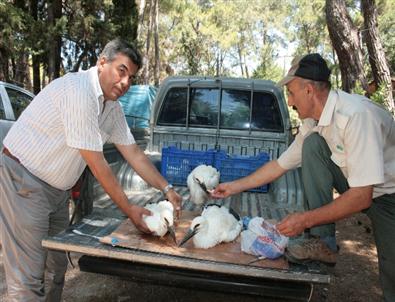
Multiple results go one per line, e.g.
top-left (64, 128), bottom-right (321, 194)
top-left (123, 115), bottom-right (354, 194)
top-left (301, 133), bottom-right (395, 302)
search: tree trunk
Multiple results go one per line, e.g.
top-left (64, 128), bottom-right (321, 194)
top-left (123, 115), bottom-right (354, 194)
top-left (10, 1), bottom-right (27, 87)
top-left (331, 48), bottom-right (340, 88)
top-left (14, 52), bottom-right (28, 87)
top-left (32, 55), bottom-right (41, 94)
top-left (143, 0), bottom-right (154, 84)
top-left (216, 50), bottom-right (220, 77)
top-left (153, 0), bottom-right (160, 86)
top-left (325, 0), bottom-right (367, 92)
top-left (0, 48), bottom-right (10, 82)
top-left (237, 44), bottom-right (245, 77)
top-left (29, 0), bottom-right (41, 93)
top-left (137, 0), bottom-right (146, 43)
top-left (244, 54), bottom-right (249, 78)
top-left (47, 0), bottom-right (62, 82)
top-left (361, 0), bottom-right (394, 112)
top-left (24, 57), bottom-right (32, 91)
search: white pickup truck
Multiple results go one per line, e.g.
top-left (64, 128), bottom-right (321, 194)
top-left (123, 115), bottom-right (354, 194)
top-left (42, 76), bottom-right (330, 301)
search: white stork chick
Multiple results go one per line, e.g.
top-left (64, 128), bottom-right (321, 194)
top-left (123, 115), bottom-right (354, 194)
top-left (187, 164), bottom-right (220, 205)
top-left (143, 200), bottom-right (176, 243)
top-left (178, 204), bottom-right (242, 249)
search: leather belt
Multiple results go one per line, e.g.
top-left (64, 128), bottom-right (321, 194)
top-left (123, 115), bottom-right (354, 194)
top-left (2, 147), bottom-right (21, 164)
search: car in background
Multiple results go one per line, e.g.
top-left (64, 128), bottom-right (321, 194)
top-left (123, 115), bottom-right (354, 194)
top-left (0, 81), bottom-right (34, 148)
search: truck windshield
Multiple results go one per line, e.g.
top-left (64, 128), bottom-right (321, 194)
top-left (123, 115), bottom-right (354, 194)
top-left (157, 86), bottom-right (283, 132)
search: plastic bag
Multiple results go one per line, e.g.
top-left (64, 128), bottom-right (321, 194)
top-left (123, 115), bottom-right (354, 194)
top-left (241, 216), bottom-right (288, 259)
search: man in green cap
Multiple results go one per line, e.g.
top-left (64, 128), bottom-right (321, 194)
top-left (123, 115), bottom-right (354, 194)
top-left (212, 53), bottom-right (395, 301)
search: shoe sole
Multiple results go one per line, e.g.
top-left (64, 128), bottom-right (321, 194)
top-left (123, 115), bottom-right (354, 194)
top-left (285, 250), bottom-right (336, 267)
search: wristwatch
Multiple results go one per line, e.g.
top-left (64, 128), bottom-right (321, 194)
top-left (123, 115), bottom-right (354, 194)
top-left (162, 184), bottom-right (174, 195)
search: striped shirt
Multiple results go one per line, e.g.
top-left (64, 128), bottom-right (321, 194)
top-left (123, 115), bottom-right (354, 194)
top-left (3, 67), bottom-right (135, 190)
top-left (278, 90), bottom-right (395, 198)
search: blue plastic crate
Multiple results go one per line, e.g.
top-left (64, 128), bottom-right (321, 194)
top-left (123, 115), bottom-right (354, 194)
top-left (161, 146), bottom-right (216, 186)
top-left (214, 151), bottom-right (270, 193)
top-left (161, 146), bottom-right (270, 192)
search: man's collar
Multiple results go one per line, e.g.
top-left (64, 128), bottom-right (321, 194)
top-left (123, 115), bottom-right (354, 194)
top-left (88, 66), bottom-right (104, 102)
top-left (317, 90), bottom-right (337, 126)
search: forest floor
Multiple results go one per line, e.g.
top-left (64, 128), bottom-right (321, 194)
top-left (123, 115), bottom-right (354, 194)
top-left (0, 212), bottom-right (382, 302)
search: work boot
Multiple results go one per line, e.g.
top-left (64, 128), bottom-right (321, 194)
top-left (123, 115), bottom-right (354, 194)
top-left (285, 238), bottom-right (337, 265)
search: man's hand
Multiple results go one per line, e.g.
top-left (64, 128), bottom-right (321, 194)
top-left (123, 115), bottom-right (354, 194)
top-left (211, 182), bottom-right (236, 199)
top-left (165, 189), bottom-right (182, 220)
top-left (277, 187), bottom-right (374, 238)
top-left (127, 204), bottom-right (152, 234)
top-left (116, 144), bottom-right (183, 220)
top-left (276, 212), bottom-right (308, 237)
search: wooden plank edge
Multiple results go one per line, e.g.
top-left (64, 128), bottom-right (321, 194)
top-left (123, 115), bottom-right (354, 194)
top-left (42, 239), bottom-right (330, 284)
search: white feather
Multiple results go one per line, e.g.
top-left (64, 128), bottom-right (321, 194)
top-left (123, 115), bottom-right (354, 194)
top-left (187, 165), bottom-right (220, 205)
top-left (187, 205), bottom-right (242, 249)
top-left (143, 200), bottom-right (174, 237)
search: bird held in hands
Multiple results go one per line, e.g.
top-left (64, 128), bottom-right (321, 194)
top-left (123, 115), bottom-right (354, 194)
top-left (143, 200), bottom-right (176, 243)
top-left (187, 165), bottom-right (220, 205)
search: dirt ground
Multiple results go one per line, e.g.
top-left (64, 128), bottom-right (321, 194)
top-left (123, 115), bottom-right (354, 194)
top-left (311, 213), bottom-right (381, 302)
top-left (0, 212), bottom-right (382, 302)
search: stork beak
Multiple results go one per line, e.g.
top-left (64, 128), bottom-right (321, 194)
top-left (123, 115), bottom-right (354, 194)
top-left (167, 225), bottom-right (177, 244)
top-left (178, 228), bottom-right (197, 247)
top-left (164, 218), bottom-right (177, 244)
top-left (193, 176), bottom-right (209, 194)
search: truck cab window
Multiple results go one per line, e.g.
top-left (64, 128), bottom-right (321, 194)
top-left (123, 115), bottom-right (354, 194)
top-left (157, 84), bottom-right (283, 133)
top-left (220, 89), bottom-right (250, 129)
top-left (6, 87), bottom-right (32, 119)
top-left (157, 87), bottom-right (188, 125)
top-left (251, 91), bottom-right (283, 132)
top-left (220, 89), bottom-right (283, 132)
top-left (189, 88), bottom-right (218, 127)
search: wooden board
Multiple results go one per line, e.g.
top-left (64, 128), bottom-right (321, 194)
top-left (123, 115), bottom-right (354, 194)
top-left (100, 211), bottom-right (289, 270)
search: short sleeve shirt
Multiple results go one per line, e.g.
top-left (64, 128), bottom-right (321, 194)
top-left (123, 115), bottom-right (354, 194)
top-left (278, 90), bottom-right (395, 198)
top-left (3, 67), bottom-right (135, 190)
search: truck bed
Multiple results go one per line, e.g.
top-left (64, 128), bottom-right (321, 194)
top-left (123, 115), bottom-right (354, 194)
top-left (43, 186), bottom-right (330, 301)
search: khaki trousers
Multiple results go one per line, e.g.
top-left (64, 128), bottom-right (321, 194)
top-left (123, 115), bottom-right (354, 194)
top-left (0, 152), bottom-right (69, 302)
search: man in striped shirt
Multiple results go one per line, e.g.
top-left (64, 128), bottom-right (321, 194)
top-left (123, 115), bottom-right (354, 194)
top-left (0, 38), bottom-right (182, 301)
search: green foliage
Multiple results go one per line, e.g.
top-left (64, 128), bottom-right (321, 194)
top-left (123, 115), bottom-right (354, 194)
top-left (154, 0), bottom-right (290, 78)
top-left (110, 0), bottom-right (138, 42)
top-left (1, 0), bottom-right (394, 90)
top-left (0, 2), bottom-right (46, 82)
top-left (369, 84), bottom-right (392, 108)
top-left (350, 82), bottom-right (393, 114)
top-left (62, 0), bottom-right (139, 72)
top-left (350, 81), bottom-right (366, 96)
top-left (377, 0), bottom-right (395, 72)
top-left (252, 46), bottom-right (283, 81)
top-left (287, 0), bottom-right (328, 54)
top-left (0, 3), bottom-right (25, 55)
